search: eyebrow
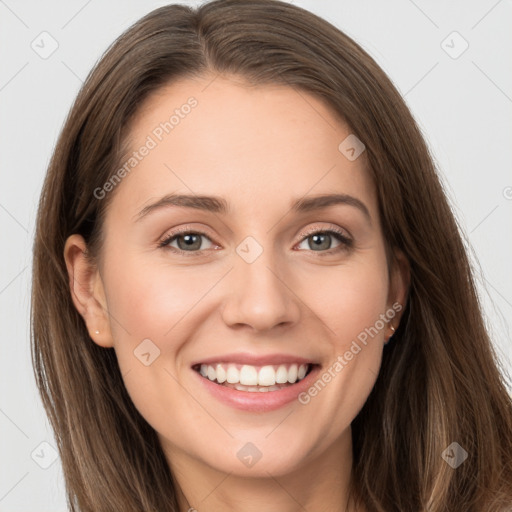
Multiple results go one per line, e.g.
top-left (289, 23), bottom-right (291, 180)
top-left (135, 193), bottom-right (371, 223)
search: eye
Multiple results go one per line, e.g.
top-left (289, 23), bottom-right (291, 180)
top-left (158, 229), bottom-right (216, 255)
top-left (158, 225), bottom-right (353, 256)
top-left (296, 226), bottom-right (352, 254)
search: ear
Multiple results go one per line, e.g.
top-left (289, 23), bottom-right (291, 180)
top-left (386, 248), bottom-right (410, 337)
top-left (63, 234), bottom-right (114, 348)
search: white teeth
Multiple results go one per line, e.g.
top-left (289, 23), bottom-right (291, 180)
top-left (234, 384), bottom-right (273, 392)
top-left (275, 365), bottom-right (288, 384)
top-left (240, 365), bottom-right (258, 386)
top-left (287, 364), bottom-right (298, 383)
top-left (197, 362), bottom-right (310, 388)
top-left (258, 365), bottom-right (276, 386)
top-left (234, 384), bottom-right (266, 392)
top-left (216, 364), bottom-right (226, 383)
top-left (226, 366), bottom-right (240, 384)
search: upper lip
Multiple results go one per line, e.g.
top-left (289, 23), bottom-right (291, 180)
top-left (191, 352), bottom-right (319, 367)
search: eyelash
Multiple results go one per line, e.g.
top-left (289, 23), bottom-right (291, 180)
top-left (158, 225), bottom-right (353, 257)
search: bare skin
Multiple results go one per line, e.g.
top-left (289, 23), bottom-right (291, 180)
top-left (65, 73), bottom-right (408, 512)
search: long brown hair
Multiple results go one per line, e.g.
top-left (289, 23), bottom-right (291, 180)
top-left (31, 1), bottom-right (512, 510)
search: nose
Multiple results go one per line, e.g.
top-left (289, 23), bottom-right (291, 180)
top-left (221, 248), bottom-right (301, 333)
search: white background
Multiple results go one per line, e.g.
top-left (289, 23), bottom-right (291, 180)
top-left (1, 0), bottom-right (511, 509)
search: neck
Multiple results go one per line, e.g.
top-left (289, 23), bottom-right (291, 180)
top-left (165, 427), bottom-right (361, 512)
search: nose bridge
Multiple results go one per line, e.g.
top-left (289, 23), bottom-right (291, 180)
top-left (221, 235), bottom-right (300, 331)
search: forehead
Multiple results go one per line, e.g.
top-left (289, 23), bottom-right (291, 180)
top-left (109, 74), bottom-right (377, 222)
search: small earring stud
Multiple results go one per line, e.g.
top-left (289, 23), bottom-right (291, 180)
top-left (385, 324), bottom-right (396, 345)
top-left (94, 330), bottom-right (100, 335)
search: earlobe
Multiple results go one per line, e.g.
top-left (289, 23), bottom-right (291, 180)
top-left (63, 234), bottom-right (114, 348)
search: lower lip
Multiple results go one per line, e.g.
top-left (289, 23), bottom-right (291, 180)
top-left (193, 365), bottom-right (321, 412)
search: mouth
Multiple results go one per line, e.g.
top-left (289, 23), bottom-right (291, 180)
top-left (191, 362), bottom-right (315, 392)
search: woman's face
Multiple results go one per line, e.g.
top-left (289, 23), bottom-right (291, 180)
top-left (66, 74), bottom-right (407, 479)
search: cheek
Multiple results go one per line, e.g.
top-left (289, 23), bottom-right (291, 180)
top-left (335, 267), bottom-right (388, 340)
top-left (300, 254), bottom-right (389, 344)
top-left (293, 254), bottom-right (389, 427)
top-left (100, 253), bottom-right (210, 430)
top-left (333, 257), bottom-right (390, 379)
top-left (104, 253), bottom-right (213, 342)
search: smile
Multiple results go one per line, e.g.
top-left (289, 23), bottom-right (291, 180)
top-left (192, 362), bottom-right (313, 392)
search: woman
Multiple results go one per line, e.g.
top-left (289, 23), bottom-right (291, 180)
top-left (31, 0), bottom-right (512, 510)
